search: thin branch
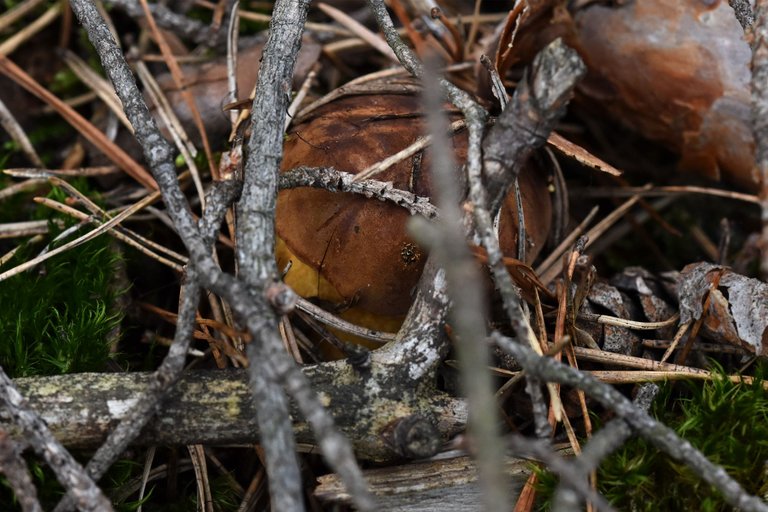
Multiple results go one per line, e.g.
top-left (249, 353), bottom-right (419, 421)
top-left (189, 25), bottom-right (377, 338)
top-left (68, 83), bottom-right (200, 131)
top-left (411, 62), bottom-right (509, 512)
top-left (52, 272), bottom-right (202, 512)
top-left (106, 0), bottom-right (224, 47)
top-left (552, 383), bottom-right (658, 511)
top-left (493, 333), bottom-right (768, 512)
top-left (199, 179), bottom-right (243, 247)
top-left (69, 1), bottom-right (374, 508)
top-left (471, 39), bottom-right (585, 362)
top-left (278, 167), bottom-right (438, 218)
top-left (751, 0), bottom-right (768, 279)
top-left (0, 431), bottom-right (42, 512)
top-left (235, 0), bottom-right (374, 507)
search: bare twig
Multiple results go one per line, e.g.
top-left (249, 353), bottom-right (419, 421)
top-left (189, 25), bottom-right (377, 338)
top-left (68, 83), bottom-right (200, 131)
top-left (235, 0), bottom-right (374, 506)
top-left (279, 167), bottom-right (438, 218)
top-left (105, 0), bottom-right (224, 46)
top-left (751, 0), bottom-right (768, 279)
top-left (551, 384), bottom-right (658, 511)
top-left (0, 431), bottom-right (42, 512)
top-left (411, 61), bottom-right (510, 512)
top-left (68, 0), bottom-right (375, 508)
top-left (493, 333), bottom-right (768, 512)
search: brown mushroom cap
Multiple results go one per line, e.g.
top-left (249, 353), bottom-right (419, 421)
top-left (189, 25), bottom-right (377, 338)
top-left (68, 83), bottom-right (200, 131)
top-left (276, 82), bottom-right (551, 320)
top-left (491, 0), bottom-right (757, 191)
top-left (572, 0), bottom-right (756, 190)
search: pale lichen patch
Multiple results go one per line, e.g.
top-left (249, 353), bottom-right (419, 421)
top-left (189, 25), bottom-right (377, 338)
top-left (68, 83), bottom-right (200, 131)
top-left (107, 398), bottom-right (139, 418)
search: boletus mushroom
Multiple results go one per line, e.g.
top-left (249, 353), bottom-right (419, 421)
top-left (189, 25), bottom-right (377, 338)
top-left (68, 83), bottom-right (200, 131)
top-left (276, 79), bottom-right (552, 346)
top-left (491, 0), bottom-right (757, 190)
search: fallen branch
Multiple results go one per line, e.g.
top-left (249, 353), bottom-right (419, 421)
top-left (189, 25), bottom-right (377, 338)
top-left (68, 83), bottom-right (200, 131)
top-left (3, 370), bottom-right (467, 458)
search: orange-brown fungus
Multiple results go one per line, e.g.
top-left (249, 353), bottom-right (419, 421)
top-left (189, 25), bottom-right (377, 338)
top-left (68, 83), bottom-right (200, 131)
top-left (276, 82), bottom-right (552, 335)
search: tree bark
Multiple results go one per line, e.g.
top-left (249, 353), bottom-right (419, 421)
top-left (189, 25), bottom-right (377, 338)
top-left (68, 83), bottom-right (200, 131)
top-left (3, 367), bottom-right (467, 462)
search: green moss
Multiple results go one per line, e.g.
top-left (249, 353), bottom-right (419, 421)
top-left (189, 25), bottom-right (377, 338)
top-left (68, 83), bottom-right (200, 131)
top-left (0, 179), bottom-right (132, 510)
top-left (535, 366), bottom-right (768, 510)
top-left (0, 180), bottom-right (124, 377)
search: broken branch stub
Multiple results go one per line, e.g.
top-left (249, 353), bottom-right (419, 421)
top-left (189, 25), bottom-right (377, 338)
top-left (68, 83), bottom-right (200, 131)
top-left (482, 37), bottom-right (586, 214)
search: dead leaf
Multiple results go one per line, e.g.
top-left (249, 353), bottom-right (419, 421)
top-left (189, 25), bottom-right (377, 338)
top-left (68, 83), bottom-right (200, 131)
top-left (678, 263), bottom-right (768, 355)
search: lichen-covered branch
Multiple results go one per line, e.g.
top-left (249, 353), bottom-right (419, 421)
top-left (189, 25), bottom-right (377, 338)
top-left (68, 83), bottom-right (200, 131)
top-left (730, 0), bottom-right (754, 31)
top-left (3, 370), bottom-right (467, 460)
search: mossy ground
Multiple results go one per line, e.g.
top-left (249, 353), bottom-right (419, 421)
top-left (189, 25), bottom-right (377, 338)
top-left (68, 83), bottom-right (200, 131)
top-left (535, 365), bottom-right (768, 511)
top-left (0, 180), bottom-right (124, 377)
top-left (0, 180), bottom-right (135, 509)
